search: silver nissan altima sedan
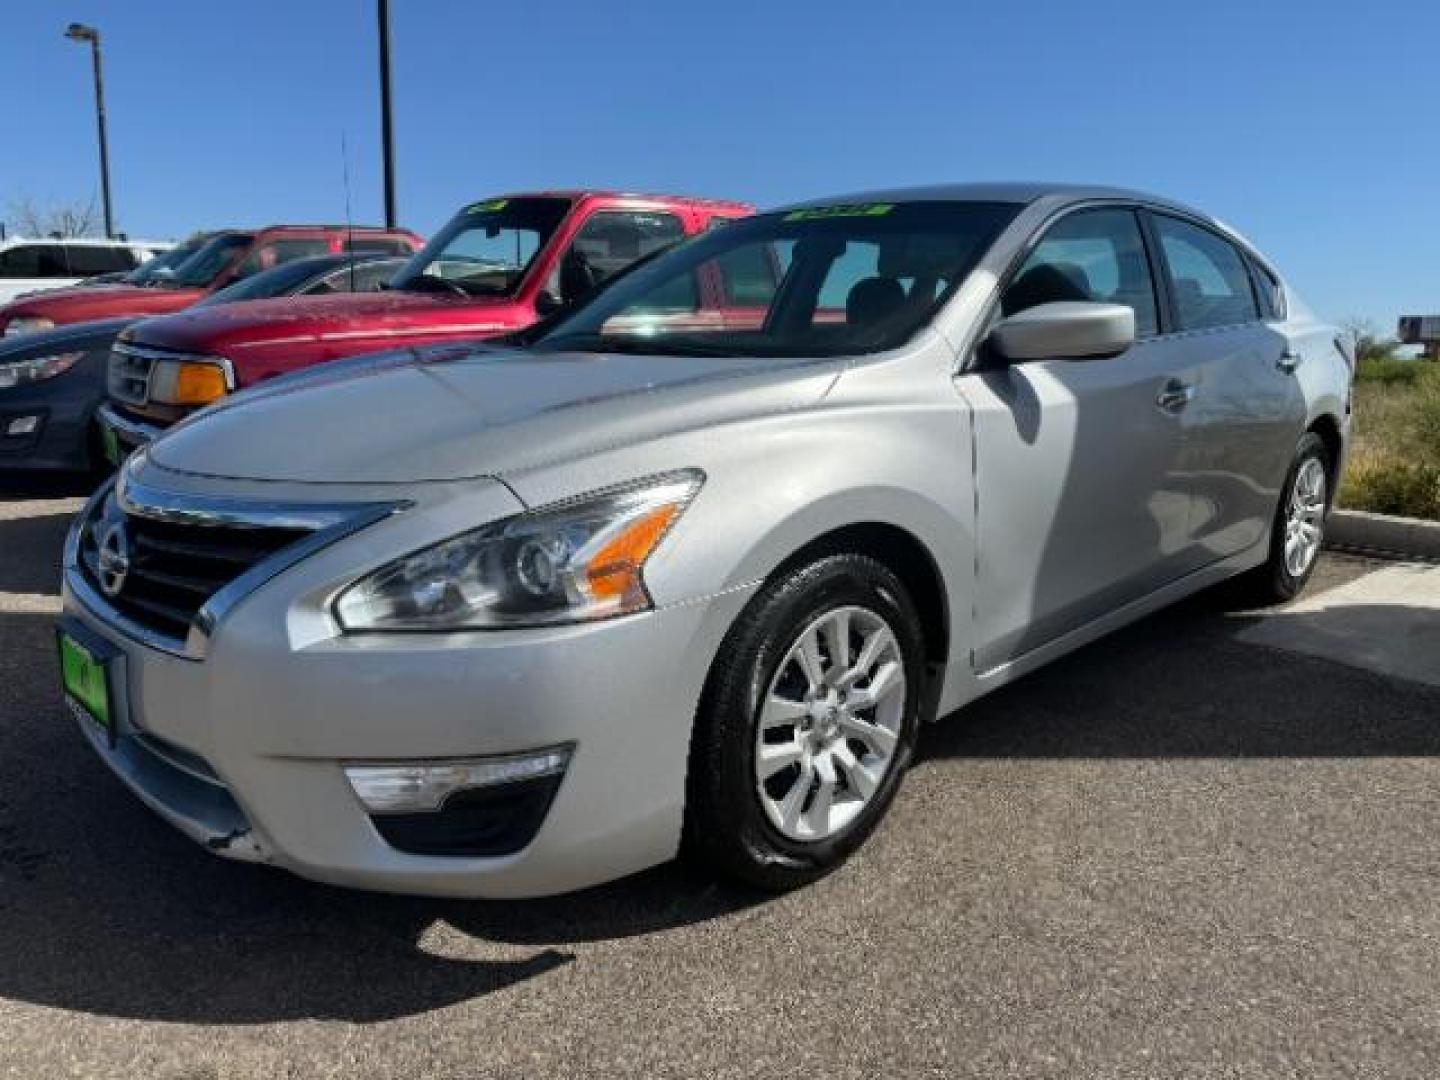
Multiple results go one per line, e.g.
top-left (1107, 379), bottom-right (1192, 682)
top-left (58, 184), bottom-right (1351, 897)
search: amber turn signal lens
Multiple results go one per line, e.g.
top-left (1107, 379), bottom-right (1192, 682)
top-left (584, 504), bottom-right (681, 602)
top-left (169, 362), bottom-right (229, 405)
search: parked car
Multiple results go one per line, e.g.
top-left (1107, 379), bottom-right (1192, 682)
top-left (96, 191), bottom-right (753, 455)
top-left (0, 225), bottom-right (421, 337)
top-left (0, 237), bottom-right (173, 305)
top-left (58, 183), bottom-right (1351, 898)
top-left (0, 253), bottom-right (407, 473)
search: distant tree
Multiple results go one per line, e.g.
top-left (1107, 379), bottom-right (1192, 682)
top-left (4, 194), bottom-right (100, 238)
top-left (1341, 317), bottom-right (1403, 364)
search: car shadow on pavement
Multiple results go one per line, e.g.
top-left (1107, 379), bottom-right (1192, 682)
top-left (921, 584), bottom-right (1440, 763)
top-left (0, 510), bottom-right (80, 595)
top-left (0, 608), bottom-right (763, 1025)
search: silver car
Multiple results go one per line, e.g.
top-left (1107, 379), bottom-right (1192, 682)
top-left (58, 184), bottom-right (1351, 897)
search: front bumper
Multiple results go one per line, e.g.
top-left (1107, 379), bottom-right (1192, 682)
top-left (95, 402), bottom-right (165, 465)
top-left (60, 468), bottom-right (754, 897)
top-left (0, 353), bottom-right (107, 471)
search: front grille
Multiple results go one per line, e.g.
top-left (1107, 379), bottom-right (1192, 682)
top-left (79, 491), bottom-right (311, 643)
top-left (108, 342), bottom-right (155, 407)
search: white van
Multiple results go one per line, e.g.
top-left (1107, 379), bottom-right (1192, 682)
top-left (0, 237), bottom-right (172, 304)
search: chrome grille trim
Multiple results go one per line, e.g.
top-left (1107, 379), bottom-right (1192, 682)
top-left (107, 341), bottom-right (237, 408)
top-left (65, 467), bottom-right (410, 661)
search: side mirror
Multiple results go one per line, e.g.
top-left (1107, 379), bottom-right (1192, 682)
top-left (534, 291), bottom-right (563, 317)
top-left (988, 301), bottom-right (1136, 363)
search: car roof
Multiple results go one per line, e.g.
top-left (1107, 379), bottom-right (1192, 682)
top-left (480, 190), bottom-right (754, 211)
top-left (776, 181), bottom-right (1203, 216)
top-left (0, 236), bottom-right (170, 248)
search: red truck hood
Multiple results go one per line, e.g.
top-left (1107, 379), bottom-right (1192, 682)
top-left (1, 284), bottom-right (203, 326)
top-left (129, 291), bottom-right (528, 355)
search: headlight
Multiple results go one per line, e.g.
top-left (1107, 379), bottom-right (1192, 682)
top-left (334, 470), bottom-right (703, 631)
top-left (147, 356), bottom-right (232, 405)
top-left (0, 351), bottom-right (83, 389)
top-left (3, 317), bottom-right (56, 337)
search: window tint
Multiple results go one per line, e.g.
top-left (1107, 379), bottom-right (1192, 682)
top-left (0, 245), bottom-right (43, 278)
top-left (1004, 209), bottom-right (1158, 337)
top-left (1153, 215), bottom-right (1259, 330)
top-left (64, 244), bottom-right (137, 276)
top-left (233, 239), bottom-right (333, 280)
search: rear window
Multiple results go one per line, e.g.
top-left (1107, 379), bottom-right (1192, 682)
top-left (64, 244), bottom-right (139, 276)
top-left (344, 236), bottom-right (414, 255)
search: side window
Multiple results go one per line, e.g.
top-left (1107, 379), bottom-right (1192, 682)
top-left (1247, 256), bottom-right (1285, 321)
top-left (1152, 215), bottom-right (1259, 330)
top-left (714, 244), bottom-right (780, 306)
top-left (64, 244), bottom-right (137, 276)
top-left (344, 236), bottom-right (412, 255)
top-left (233, 239), bottom-right (332, 280)
top-left (1003, 209), bottom-right (1159, 337)
top-left (817, 242), bottom-right (880, 309)
top-left (0, 245), bottom-right (42, 278)
top-left (554, 211), bottom-right (687, 306)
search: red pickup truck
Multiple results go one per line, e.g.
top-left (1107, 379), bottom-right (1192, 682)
top-left (99, 191), bottom-right (753, 454)
top-left (0, 225), bottom-right (422, 337)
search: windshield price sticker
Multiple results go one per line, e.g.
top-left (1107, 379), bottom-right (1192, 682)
top-left (783, 203), bottom-right (895, 222)
top-left (465, 199), bottom-right (510, 215)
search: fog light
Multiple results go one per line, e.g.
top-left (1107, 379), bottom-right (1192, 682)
top-left (5, 415), bottom-right (40, 436)
top-left (345, 746), bottom-right (572, 814)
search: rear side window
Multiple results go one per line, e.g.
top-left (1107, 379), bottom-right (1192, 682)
top-left (233, 238), bottom-right (333, 279)
top-left (1152, 215), bottom-right (1259, 330)
top-left (1004, 208), bottom-right (1159, 337)
top-left (0, 245), bottom-right (43, 277)
top-left (64, 244), bottom-right (138, 276)
top-left (344, 236), bottom-right (413, 255)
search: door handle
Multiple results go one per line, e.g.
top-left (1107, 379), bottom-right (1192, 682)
top-left (1156, 379), bottom-right (1196, 414)
top-left (1277, 349), bottom-right (1303, 374)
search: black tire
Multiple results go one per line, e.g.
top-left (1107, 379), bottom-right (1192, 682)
top-left (1242, 431), bottom-right (1331, 605)
top-left (682, 553), bottom-right (926, 891)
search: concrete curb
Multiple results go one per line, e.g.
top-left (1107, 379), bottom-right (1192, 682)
top-left (1325, 509), bottom-right (1440, 562)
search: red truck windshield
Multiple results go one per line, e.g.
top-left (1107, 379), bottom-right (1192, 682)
top-left (389, 197), bottom-right (571, 298)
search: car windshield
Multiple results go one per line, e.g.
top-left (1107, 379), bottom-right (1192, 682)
top-left (124, 240), bottom-right (205, 285)
top-left (165, 233), bottom-right (254, 288)
top-left (532, 201), bottom-right (1020, 358)
top-left (192, 255), bottom-right (357, 308)
top-left (389, 197), bottom-right (571, 298)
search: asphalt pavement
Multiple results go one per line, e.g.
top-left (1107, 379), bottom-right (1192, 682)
top-left (3, 480), bottom-right (1439, 1079)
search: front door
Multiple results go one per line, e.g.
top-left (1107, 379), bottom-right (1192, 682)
top-left (961, 207), bottom-right (1196, 673)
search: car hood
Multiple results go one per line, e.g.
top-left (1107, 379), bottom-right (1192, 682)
top-left (131, 291), bottom-right (525, 354)
top-left (146, 344), bottom-right (841, 484)
top-left (0, 316), bottom-right (135, 358)
top-left (3, 284), bottom-right (202, 323)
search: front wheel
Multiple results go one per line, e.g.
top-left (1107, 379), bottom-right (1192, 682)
top-left (683, 554), bottom-right (925, 891)
top-left (1243, 431), bottom-right (1331, 604)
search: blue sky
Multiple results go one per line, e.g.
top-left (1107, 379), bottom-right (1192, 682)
top-left (2, 0), bottom-right (1434, 331)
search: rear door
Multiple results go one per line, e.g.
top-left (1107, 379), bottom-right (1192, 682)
top-left (1144, 212), bottom-right (1306, 564)
top-left (962, 206), bottom-right (1198, 672)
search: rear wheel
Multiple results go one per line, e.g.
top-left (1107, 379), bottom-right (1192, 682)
top-left (683, 554), bottom-right (925, 891)
top-left (1243, 431), bottom-right (1331, 604)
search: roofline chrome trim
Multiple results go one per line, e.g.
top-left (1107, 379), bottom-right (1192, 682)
top-left (65, 470), bottom-right (410, 661)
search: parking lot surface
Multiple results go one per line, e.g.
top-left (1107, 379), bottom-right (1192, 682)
top-left (3, 483), bottom-right (1439, 1079)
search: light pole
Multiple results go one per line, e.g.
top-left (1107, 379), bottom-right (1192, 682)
top-left (64, 22), bottom-right (114, 238)
top-left (377, 0), bottom-right (397, 228)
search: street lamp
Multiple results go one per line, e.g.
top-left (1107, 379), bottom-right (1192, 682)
top-left (377, 0), bottom-right (397, 229)
top-left (64, 22), bottom-right (114, 238)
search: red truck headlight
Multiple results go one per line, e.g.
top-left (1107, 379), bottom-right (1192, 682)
top-left (149, 357), bottom-right (233, 406)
